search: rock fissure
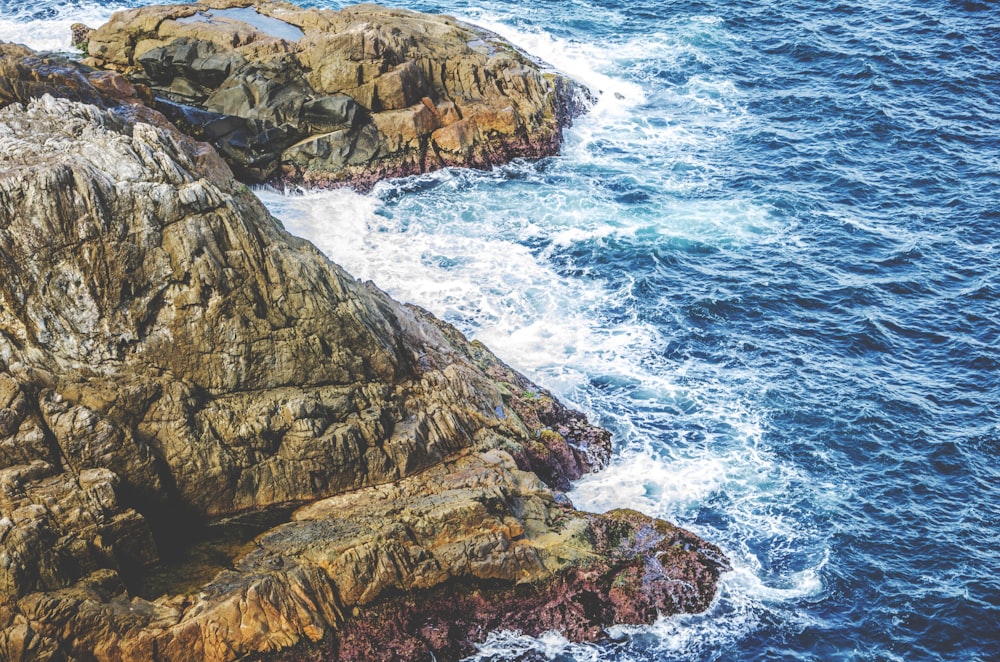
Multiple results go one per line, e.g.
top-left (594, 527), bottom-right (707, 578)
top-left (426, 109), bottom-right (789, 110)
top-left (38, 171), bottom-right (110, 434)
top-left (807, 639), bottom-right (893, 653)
top-left (32, 397), bottom-right (79, 478)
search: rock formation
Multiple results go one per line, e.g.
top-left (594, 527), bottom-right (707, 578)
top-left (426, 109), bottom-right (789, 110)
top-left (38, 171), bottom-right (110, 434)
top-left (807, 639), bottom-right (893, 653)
top-left (0, 42), bottom-right (726, 662)
top-left (83, 0), bottom-right (590, 189)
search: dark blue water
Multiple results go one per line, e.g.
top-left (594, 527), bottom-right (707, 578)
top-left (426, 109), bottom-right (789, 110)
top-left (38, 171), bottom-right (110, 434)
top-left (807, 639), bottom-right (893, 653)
top-left (3, 0), bottom-right (999, 659)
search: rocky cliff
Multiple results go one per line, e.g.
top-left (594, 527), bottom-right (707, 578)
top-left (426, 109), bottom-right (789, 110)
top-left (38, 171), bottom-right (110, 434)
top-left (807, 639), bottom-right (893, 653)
top-left (81, 0), bottom-right (589, 189)
top-left (0, 40), bottom-right (726, 662)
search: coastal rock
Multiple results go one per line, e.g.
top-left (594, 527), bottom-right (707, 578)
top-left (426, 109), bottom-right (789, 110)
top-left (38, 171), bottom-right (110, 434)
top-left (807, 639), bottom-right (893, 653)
top-left (0, 49), bottom-right (726, 661)
top-left (0, 42), bottom-right (143, 110)
top-left (85, 0), bottom-right (591, 189)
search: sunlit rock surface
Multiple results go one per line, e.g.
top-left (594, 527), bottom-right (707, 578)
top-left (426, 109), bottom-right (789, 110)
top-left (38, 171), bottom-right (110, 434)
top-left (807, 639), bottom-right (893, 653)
top-left (0, 46), bottom-right (726, 661)
top-left (85, 0), bottom-right (591, 189)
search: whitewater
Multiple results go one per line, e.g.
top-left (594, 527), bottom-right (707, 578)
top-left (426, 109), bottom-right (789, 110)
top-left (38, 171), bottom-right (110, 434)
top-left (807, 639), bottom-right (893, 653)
top-left (2, 0), bottom-right (997, 659)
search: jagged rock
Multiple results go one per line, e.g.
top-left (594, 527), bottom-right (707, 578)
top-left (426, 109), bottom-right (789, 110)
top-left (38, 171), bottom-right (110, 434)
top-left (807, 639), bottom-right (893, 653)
top-left (0, 42), bottom-right (138, 110)
top-left (0, 48), bottom-right (726, 661)
top-left (85, 0), bottom-right (591, 189)
top-left (330, 506), bottom-right (726, 661)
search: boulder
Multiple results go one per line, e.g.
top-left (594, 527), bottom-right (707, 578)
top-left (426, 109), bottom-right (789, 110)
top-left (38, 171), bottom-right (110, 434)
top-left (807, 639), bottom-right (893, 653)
top-left (85, 0), bottom-right (591, 188)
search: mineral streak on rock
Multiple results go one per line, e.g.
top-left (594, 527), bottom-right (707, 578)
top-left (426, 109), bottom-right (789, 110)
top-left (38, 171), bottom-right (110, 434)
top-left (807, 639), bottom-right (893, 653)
top-left (0, 45), bottom-right (726, 662)
top-left (83, 0), bottom-right (593, 190)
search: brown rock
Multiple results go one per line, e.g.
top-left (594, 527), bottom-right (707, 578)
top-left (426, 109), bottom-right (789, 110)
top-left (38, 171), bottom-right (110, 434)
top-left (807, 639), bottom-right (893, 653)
top-left (85, 0), bottom-right (592, 189)
top-left (0, 47), bottom-right (726, 662)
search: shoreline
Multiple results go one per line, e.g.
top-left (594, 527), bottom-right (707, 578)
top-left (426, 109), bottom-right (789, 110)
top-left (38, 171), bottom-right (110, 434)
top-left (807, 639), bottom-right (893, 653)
top-left (0, 5), bottom-right (728, 658)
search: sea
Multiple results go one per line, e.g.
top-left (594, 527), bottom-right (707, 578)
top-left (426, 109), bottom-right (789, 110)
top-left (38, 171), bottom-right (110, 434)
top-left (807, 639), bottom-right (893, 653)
top-left (2, 0), bottom-right (998, 659)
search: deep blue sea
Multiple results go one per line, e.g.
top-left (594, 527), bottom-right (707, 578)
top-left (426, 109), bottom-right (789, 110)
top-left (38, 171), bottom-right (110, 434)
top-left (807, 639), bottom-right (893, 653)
top-left (2, 0), bottom-right (998, 659)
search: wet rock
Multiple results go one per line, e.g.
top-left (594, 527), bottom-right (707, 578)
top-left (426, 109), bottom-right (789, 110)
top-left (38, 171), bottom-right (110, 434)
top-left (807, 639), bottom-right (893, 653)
top-left (332, 506), bottom-right (728, 661)
top-left (85, 0), bottom-right (592, 188)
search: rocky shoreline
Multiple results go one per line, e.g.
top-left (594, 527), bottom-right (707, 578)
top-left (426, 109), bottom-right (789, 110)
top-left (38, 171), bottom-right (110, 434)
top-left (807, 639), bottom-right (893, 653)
top-left (0, 3), bottom-right (727, 660)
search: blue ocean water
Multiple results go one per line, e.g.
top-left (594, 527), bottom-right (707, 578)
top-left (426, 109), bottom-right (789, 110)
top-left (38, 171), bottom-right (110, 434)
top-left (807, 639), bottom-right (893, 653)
top-left (2, 0), bottom-right (998, 659)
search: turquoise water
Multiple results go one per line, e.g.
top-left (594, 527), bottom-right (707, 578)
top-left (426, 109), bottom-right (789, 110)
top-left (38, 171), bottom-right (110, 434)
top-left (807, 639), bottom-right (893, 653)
top-left (2, 0), bottom-right (998, 659)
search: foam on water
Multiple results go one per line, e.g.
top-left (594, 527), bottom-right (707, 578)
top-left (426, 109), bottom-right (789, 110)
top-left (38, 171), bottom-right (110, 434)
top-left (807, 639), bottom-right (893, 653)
top-left (458, 12), bottom-right (647, 110)
top-left (258, 182), bottom-right (653, 397)
top-left (455, 8), bottom-right (747, 185)
top-left (469, 630), bottom-right (602, 662)
top-left (0, 1), bottom-right (130, 52)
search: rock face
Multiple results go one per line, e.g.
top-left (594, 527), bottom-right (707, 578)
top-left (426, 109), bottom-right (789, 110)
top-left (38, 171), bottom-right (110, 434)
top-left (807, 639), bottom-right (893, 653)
top-left (84, 0), bottom-right (590, 189)
top-left (0, 47), bottom-right (726, 661)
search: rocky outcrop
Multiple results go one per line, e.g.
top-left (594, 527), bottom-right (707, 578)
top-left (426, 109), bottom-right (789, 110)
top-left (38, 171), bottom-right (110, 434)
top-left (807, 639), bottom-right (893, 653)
top-left (83, 0), bottom-right (590, 189)
top-left (0, 47), bottom-right (726, 661)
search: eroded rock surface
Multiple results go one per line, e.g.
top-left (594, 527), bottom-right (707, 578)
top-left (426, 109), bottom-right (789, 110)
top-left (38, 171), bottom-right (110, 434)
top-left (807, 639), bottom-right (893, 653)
top-left (84, 0), bottom-right (590, 189)
top-left (0, 47), bottom-right (726, 661)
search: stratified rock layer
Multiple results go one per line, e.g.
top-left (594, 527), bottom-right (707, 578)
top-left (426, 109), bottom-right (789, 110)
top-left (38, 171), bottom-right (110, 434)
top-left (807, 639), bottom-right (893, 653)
top-left (85, 0), bottom-right (589, 189)
top-left (0, 48), bottom-right (726, 661)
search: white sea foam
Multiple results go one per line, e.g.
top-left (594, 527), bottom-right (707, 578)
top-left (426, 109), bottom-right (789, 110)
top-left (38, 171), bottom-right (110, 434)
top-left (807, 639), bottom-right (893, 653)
top-left (460, 13), bottom-right (648, 111)
top-left (466, 630), bottom-right (603, 662)
top-left (726, 552), bottom-right (828, 603)
top-left (456, 10), bottom-right (745, 156)
top-left (569, 449), bottom-right (731, 517)
top-left (0, 2), bottom-right (128, 52)
top-left (258, 183), bottom-right (656, 401)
